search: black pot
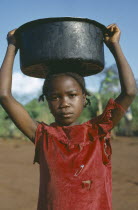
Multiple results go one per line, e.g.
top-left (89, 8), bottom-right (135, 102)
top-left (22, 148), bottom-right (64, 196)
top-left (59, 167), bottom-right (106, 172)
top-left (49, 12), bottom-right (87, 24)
top-left (15, 17), bottom-right (109, 78)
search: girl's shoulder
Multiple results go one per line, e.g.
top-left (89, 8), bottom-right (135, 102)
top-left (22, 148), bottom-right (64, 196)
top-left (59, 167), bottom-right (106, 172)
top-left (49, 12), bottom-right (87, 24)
top-left (89, 98), bottom-right (126, 133)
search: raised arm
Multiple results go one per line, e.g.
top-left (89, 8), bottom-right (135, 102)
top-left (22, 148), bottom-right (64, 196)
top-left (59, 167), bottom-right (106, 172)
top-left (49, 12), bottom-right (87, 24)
top-left (104, 24), bottom-right (137, 126)
top-left (0, 29), bottom-right (37, 143)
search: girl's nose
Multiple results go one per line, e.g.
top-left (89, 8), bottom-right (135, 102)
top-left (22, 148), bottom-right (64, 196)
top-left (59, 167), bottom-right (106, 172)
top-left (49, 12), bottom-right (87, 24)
top-left (59, 97), bottom-right (70, 108)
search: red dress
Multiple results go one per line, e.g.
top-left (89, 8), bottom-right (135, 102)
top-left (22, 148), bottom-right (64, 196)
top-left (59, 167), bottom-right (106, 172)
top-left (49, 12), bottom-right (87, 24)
top-left (34, 99), bottom-right (125, 210)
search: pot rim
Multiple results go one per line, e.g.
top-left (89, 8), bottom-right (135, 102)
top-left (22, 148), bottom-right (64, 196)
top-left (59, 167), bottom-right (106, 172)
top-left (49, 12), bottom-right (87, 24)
top-left (15, 17), bottom-right (108, 35)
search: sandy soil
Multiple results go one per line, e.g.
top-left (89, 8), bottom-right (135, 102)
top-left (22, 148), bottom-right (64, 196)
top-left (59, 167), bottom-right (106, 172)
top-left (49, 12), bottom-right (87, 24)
top-left (0, 136), bottom-right (138, 210)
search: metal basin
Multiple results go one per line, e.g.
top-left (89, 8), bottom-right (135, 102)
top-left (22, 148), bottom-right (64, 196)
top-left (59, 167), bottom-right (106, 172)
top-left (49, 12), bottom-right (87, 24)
top-left (15, 17), bottom-right (108, 78)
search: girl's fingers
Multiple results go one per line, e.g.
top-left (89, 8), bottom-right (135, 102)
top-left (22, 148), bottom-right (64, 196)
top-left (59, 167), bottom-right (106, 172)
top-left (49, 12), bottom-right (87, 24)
top-left (107, 24), bottom-right (120, 31)
top-left (104, 23), bottom-right (121, 44)
top-left (107, 23), bottom-right (117, 28)
top-left (106, 24), bottom-right (120, 37)
top-left (6, 28), bottom-right (18, 46)
top-left (7, 28), bottom-right (17, 36)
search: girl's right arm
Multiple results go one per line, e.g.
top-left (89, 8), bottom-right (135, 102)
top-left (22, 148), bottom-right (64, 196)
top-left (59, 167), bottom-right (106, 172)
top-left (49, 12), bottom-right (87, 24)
top-left (0, 29), bottom-right (37, 143)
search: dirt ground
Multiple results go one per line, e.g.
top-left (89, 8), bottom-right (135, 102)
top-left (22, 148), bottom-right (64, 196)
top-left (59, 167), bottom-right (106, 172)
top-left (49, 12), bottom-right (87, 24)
top-left (0, 136), bottom-right (138, 210)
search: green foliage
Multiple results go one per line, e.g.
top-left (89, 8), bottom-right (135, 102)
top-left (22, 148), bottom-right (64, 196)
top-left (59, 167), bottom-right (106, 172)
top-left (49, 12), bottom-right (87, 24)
top-left (0, 105), bottom-right (21, 137)
top-left (0, 93), bottom-right (138, 138)
top-left (25, 99), bottom-right (54, 124)
top-left (130, 96), bottom-right (138, 135)
top-left (78, 95), bottom-right (98, 123)
top-left (99, 65), bottom-right (120, 94)
top-left (0, 64), bottom-right (138, 138)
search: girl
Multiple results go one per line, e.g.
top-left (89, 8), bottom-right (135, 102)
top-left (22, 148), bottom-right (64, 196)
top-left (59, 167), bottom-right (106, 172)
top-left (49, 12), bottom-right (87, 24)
top-left (0, 24), bottom-right (137, 210)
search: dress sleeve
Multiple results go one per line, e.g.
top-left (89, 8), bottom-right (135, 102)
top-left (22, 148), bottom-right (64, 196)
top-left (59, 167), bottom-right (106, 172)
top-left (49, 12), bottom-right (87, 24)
top-left (33, 122), bottom-right (46, 164)
top-left (91, 98), bottom-right (126, 165)
top-left (96, 98), bottom-right (126, 135)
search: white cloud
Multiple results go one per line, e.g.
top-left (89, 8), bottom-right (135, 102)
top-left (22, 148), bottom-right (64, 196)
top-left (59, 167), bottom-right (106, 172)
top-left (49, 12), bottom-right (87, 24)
top-left (12, 72), bottom-right (44, 95)
top-left (85, 75), bottom-right (100, 93)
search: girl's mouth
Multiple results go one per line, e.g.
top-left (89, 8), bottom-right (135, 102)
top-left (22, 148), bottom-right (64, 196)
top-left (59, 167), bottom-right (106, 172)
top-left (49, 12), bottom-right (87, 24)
top-left (60, 113), bottom-right (73, 118)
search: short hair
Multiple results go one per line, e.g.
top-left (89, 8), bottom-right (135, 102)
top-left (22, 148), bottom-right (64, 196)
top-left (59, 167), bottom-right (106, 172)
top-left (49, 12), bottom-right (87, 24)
top-left (39, 72), bottom-right (91, 107)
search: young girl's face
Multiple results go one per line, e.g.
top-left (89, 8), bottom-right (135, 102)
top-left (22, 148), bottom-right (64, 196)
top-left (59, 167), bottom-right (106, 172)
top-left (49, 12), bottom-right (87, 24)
top-left (47, 75), bottom-right (86, 126)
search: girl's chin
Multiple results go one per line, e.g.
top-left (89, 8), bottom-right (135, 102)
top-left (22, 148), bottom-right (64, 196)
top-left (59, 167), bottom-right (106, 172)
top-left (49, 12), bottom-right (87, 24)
top-left (55, 118), bottom-right (78, 126)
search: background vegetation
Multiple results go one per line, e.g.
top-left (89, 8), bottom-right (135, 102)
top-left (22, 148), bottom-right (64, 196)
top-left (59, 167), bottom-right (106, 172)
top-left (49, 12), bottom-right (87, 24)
top-left (0, 65), bottom-right (138, 139)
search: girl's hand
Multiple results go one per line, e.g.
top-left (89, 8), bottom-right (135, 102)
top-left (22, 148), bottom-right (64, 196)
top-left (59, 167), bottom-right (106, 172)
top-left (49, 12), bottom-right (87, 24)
top-left (7, 29), bottom-right (18, 47)
top-left (104, 24), bottom-right (121, 48)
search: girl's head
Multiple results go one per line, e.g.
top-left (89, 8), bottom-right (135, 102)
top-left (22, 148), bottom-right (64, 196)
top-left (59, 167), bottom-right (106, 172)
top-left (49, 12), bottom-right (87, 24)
top-left (39, 72), bottom-right (91, 126)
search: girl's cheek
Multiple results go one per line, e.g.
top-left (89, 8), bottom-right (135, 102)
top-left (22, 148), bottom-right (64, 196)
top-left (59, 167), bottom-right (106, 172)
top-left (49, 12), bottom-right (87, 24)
top-left (50, 102), bottom-right (60, 114)
top-left (48, 101), bottom-right (56, 112)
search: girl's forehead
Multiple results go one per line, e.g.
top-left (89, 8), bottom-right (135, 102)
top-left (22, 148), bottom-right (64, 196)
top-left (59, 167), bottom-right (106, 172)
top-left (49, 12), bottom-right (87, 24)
top-left (49, 75), bottom-right (82, 90)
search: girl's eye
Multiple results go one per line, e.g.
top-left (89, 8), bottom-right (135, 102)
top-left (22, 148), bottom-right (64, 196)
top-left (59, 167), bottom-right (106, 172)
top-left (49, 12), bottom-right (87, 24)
top-left (50, 96), bottom-right (59, 101)
top-left (70, 94), bottom-right (77, 97)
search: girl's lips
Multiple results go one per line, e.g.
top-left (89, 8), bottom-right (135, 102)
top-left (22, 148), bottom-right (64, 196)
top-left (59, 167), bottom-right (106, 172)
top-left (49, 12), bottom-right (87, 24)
top-left (60, 113), bottom-right (73, 118)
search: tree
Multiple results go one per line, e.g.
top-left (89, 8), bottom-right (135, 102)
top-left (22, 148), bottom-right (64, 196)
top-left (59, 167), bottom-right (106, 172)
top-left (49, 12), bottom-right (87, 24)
top-left (95, 64), bottom-right (120, 115)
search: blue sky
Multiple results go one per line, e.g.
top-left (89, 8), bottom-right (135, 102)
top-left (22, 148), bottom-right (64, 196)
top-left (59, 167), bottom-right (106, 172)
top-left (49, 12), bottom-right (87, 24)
top-left (0, 0), bottom-right (138, 100)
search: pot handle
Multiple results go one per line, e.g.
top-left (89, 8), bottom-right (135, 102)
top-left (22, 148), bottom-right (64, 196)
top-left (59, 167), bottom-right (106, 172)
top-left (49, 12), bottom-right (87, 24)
top-left (91, 20), bottom-right (112, 36)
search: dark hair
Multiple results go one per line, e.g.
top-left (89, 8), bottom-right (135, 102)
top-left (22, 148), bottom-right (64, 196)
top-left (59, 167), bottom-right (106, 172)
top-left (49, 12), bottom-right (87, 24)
top-left (39, 72), bottom-right (91, 107)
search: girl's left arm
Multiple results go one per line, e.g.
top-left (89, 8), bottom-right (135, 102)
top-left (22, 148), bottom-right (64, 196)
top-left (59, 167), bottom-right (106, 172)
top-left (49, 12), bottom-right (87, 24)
top-left (104, 24), bottom-right (137, 127)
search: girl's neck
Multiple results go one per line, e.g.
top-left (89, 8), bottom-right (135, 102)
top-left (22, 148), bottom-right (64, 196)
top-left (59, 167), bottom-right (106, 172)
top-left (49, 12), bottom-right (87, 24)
top-left (55, 121), bottom-right (80, 127)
